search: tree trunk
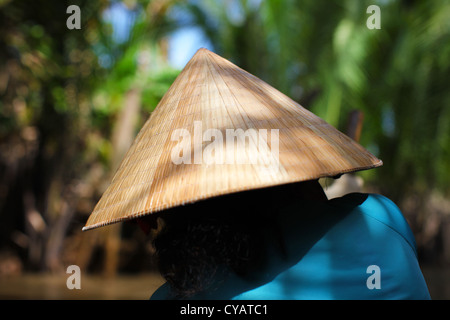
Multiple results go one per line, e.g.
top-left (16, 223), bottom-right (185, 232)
top-left (102, 87), bottom-right (142, 277)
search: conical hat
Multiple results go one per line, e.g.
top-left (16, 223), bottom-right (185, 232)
top-left (83, 48), bottom-right (382, 231)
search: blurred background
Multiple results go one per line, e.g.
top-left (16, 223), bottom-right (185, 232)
top-left (0, 0), bottom-right (449, 299)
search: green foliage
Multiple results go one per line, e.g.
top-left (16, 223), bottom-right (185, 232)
top-left (0, 0), bottom-right (448, 272)
top-left (179, 0), bottom-right (450, 197)
top-left (0, 0), bottom-right (181, 271)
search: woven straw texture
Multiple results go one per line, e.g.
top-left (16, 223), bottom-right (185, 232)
top-left (83, 48), bottom-right (382, 231)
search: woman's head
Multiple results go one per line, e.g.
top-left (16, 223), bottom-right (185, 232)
top-left (151, 189), bottom-right (269, 298)
top-left (141, 180), bottom-right (326, 298)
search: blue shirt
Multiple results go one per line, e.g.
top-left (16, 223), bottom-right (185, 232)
top-left (151, 193), bottom-right (431, 300)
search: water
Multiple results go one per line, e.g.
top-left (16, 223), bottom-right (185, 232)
top-left (0, 273), bottom-right (164, 300)
top-left (0, 266), bottom-right (448, 299)
top-left (422, 265), bottom-right (450, 300)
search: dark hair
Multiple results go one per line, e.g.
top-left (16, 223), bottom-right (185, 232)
top-left (151, 186), bottom-right (284, 299)
top-left (151, 181), bottom-right (323, 299)
top-left (153, 213), bottom-right (263, 298)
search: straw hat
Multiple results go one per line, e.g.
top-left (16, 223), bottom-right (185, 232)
top-left (83, 48), bottom-right (382, 231)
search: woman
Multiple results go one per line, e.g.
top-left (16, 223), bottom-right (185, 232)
top-left (84, 49), bottom-right (430, 299)
top-left (139, 180), bottom-right (431, 300)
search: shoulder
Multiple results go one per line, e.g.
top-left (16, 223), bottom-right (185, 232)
top-left (331, 193), bottom-right (418, 256)
top-left (150, 282), bottom-right (170, 300)
top-left (234, 193), bottom-right (430, 300)
top-left (355, 193), bottom-right (418, 256)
